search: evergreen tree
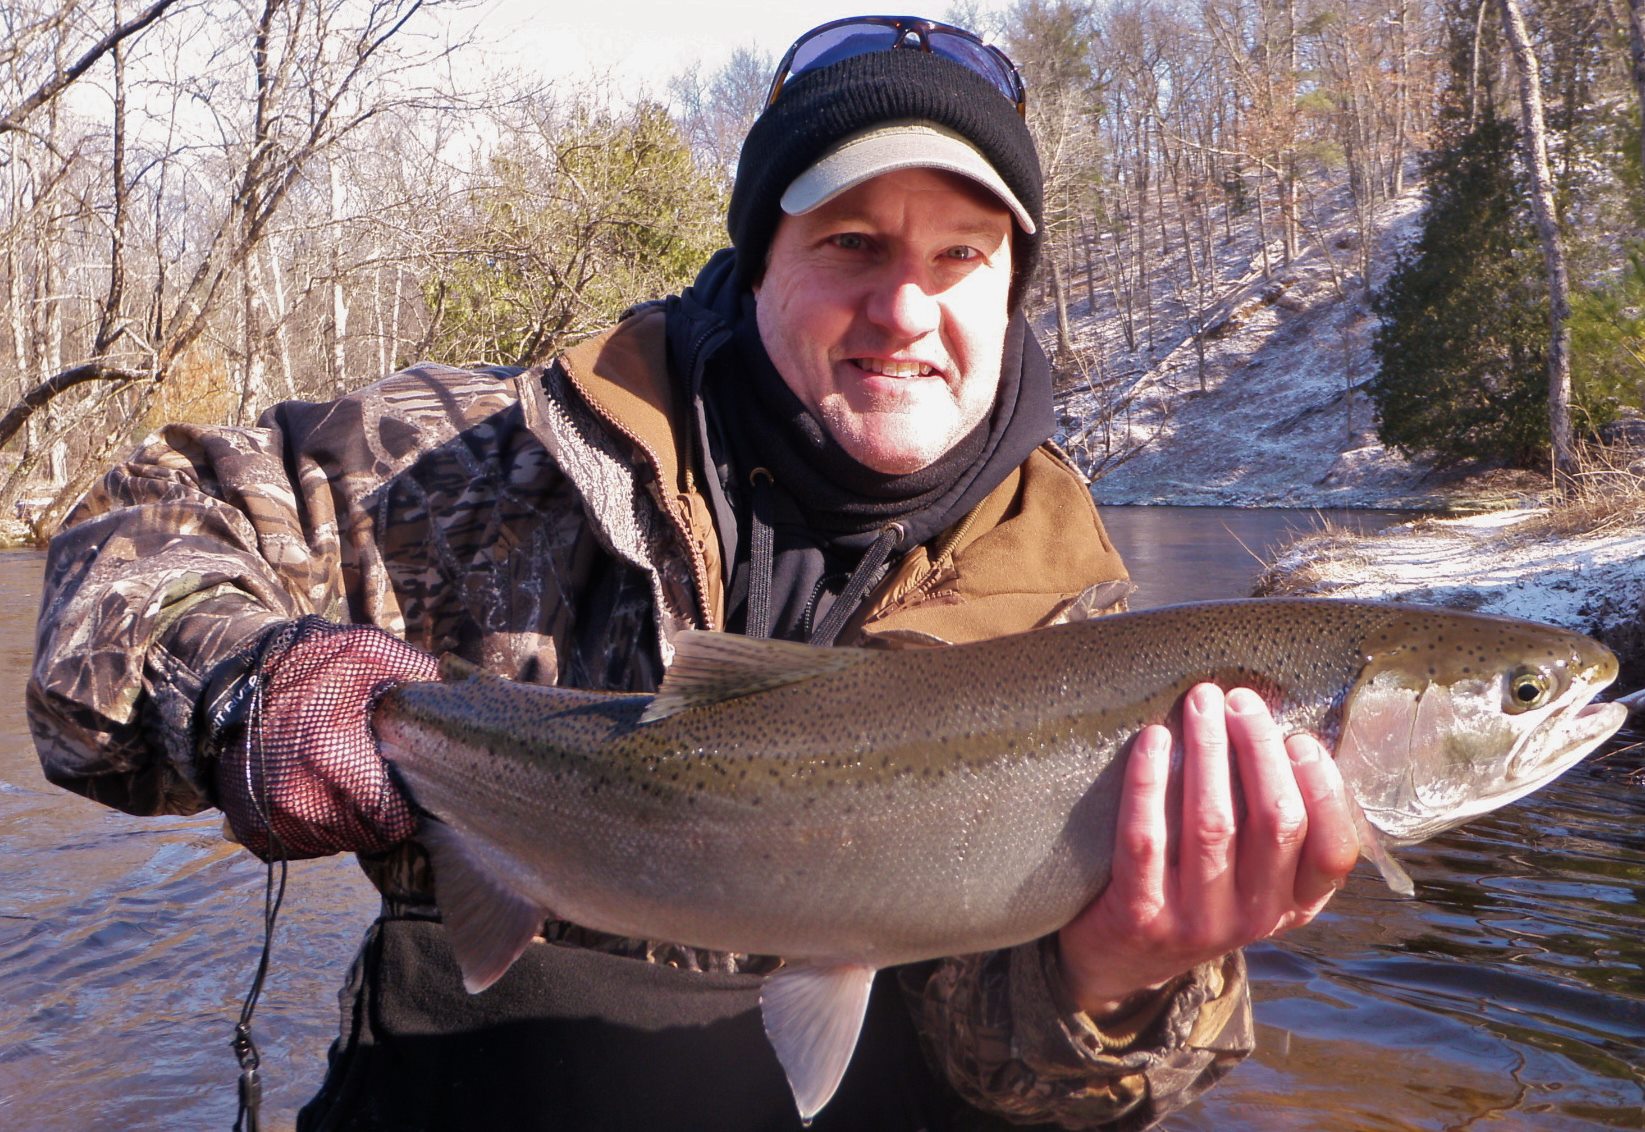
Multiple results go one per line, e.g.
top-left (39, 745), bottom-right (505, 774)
top-left (1370, 112), bottom-right (1551, 466)
top-left (424, 101), bottom-right (726, 367)
top-left (1569, 246), bottom-right (1645, 424)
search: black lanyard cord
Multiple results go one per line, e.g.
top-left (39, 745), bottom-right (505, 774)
top-left (231, 624), bottom-right (299, 1132)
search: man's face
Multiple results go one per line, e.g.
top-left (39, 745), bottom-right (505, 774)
top-left (753, 168), bottom-right (1015, 475)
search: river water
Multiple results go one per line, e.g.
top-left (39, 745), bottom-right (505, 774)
top-left (1, 508), bottom-right (1642, 1129)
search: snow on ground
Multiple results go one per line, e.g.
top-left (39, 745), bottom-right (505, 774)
top-left (1264, 509), bottom-right (1640, 623)
top-left (1044, 175), bottom-right (1645, 686)
top-left (1261, 508), bottom-right (1645, 689)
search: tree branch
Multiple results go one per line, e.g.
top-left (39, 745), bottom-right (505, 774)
top-left (0, 363), bottom-right (153, 454)
top-left (0, 0), bottom-right (186, 136)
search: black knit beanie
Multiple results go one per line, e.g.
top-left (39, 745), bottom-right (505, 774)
top-left (728, 48), bottom-right (1043, 307)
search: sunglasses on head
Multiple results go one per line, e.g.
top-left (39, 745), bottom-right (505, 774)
top-left (764, 15), bottom-right (1027, 118)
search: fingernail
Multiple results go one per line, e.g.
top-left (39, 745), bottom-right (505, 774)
top-left (1189, 684), bottom-right (1223, 715)
top-left (1140, 727), bottom-right (1171, 761)
top-left (1226, 687), bottom-right (1264, 715)
top-left (1289, 736), bottom-right (1321, 765)
top-left (1318, 744), bottom-right (1344, 784)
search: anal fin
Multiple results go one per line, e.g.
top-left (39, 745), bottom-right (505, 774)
top-left (760, 962), bottom-right (876, 1122)
top-left (417, 817), bottom-right (550, 992)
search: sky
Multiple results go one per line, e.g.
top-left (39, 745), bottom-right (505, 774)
top-left (449, 1), bottom-right (1015, 101)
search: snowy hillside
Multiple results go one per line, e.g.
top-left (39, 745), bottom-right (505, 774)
top-left (1050, 179), bottom-right (1454, 509)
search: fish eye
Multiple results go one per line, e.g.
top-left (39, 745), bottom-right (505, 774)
top-left (1505, 666), bottom-right (1554, 712)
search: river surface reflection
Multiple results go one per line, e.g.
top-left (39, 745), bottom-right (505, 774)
top-left (1097, 504), bottom-right (1413, 610)
top-left (1, 510), bottom-right (1642, 1128)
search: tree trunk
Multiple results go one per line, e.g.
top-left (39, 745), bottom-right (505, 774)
top-left (1627, 0), bottom-right (1645, 176)
top-left (1497, 0), bottom-right (1575, 476)
top-left (330, 159), bottom-right (350, 389)
top-left (1393, 0), bottom-right (1410, 196)
top-left (1469, 0), bottom-right (1489, 127)
top-left (1049, 257), bottom-right (1074, 366)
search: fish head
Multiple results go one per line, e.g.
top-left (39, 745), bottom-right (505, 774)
top-left (1332, 609), bottom-right (1626, 865)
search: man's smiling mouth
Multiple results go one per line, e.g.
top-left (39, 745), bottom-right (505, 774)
top-left (853, 358), bottom-right (937, 378)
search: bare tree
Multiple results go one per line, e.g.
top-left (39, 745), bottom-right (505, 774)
top-left (1628, 0), bottom-right (1645, 174)
top-left (0, 0), bottom-right (184, 136)
top-left (1007, 0), bottom-right (1103, 367)
top-left (0, 0), bottom-right (461, 533)
top-left (1497, 0), bottom-right (1575, 475)
top-left (667, 45), bottom-right (773, 178)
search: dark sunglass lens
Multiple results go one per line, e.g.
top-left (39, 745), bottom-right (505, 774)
top-left (927, 31), bottom-right (1017, 99)
top-left (788, 25), bottom-right (903, 76)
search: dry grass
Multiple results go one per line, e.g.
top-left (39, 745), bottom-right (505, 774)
top-left (1255, 445), bottom-right (1645, 597)
top-left (1509, 440), bottom-right (1645, 540)
top-left (1252, 514), bottom-right (1379, 596)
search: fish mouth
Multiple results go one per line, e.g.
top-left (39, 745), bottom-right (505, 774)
top-left (1501, 697), bottom-right (1627, 798)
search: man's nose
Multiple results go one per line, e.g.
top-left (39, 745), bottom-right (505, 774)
top-left (864, 266), bottom-right (941, 339)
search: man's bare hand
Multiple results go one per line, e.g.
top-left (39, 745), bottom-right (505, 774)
top-left (1056, 683), bottom-right (1362, 1018)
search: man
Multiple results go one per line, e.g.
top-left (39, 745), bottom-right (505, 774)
top-left (28, 15), bottom-right (1358, 1131)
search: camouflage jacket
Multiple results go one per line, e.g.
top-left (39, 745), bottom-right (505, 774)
top-left (28, 305), bottom-right (1253, 1129)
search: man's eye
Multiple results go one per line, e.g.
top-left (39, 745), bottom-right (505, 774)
top-left (829, 233), bottom-right (868, 251)
top-left (945, 246), bottom-right (979, 261)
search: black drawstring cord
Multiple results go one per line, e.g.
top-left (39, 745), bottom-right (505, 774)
top-left (747, 468), bottom-right (776, 639)
top-left (231, 627), bottom-right (296, 1132)
top-left (232, 853), bottom-right (285, 1132)
top-left (808, 522), bottom-right (905, 647)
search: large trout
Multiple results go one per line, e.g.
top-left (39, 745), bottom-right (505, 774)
top-left (373, 598), bottom-right (1627, 1119)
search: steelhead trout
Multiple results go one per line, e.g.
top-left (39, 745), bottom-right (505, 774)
top-left (373, 598), bottom-right (1626, 1119)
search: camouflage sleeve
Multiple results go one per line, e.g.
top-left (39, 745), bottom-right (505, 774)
top-left (26, 363), bottom-right (528, 818)
top-left (901, 939), bottom-right (1252, 1129)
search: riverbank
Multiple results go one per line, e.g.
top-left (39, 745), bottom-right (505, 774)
top-left (1258, 501), bottom-right (1645, 690)
top-left (0, 517), bottom-right (31, 548)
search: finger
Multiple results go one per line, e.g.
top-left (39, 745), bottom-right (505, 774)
top-left (1286, 733), bottom-right (1361, 909)
top-left (1225, 687), bottom-right (1309, 925)
top-left (1179, 683), bottom-right (1237, 924)
top-left (1057, 726), bottom-right (1175, 1004)
top-left (1109, 724), bottom-right (1174, 914)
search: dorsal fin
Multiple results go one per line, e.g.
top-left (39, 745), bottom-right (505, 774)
top-left (640, 630), bottom-right (871, 723)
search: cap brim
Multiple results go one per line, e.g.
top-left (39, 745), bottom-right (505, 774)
top-left (780, 122), bottom-right (1037, 235)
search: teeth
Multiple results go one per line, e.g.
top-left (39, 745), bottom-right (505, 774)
top-left (866, 359), bottom-right (934, 378)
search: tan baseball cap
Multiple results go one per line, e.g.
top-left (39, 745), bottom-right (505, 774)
top-left (779, 120), bottom-right (1037, 235)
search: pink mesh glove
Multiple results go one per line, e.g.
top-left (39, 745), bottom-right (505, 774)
top-left (213, 617), bottom-right (440, 861)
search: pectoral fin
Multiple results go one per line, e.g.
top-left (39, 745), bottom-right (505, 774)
top-left (1343, 793), bottom-right (1415, 898)
top-left (417, 818), bottom-right (551, 993)
top-left (760, 962), bottom-right (876, 1121)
